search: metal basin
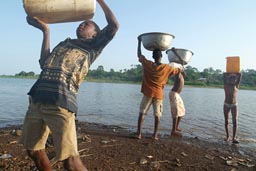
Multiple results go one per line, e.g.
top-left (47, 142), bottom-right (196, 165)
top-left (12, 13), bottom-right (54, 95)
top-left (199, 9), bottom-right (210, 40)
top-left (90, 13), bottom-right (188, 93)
top-left (166, 48), bottom-right (194, 65)
top-left (138, 32), bottom-right (175, 51)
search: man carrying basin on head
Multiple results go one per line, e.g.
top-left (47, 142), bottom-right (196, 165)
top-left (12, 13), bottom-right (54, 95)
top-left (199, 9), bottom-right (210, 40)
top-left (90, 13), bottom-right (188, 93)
top-left (167, 47), bottom-right (190, 138)
top-left (19, 0), bottom-right (119, 170)
top-left (136, 37), bottom-right (181, 141)
top-left (169, 64), bottom-right (186, 137)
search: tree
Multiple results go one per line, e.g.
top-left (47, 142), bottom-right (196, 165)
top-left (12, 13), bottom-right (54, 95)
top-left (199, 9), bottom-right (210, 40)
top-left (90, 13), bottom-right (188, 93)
top-left (13, 65), bottom-right (255, 89)
top-left (97, 65), bottom-right (104, 71)
top-left (95, 65), bottom-right (105, 79)
top-left (185, 65), bottom-right (200, 82)
top-left (15, 71), bottom-right (35, 77)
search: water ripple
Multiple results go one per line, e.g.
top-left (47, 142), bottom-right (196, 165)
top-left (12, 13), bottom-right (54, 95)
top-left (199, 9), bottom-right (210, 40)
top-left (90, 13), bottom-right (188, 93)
top-left (0, 78), bottom-right (255, 150)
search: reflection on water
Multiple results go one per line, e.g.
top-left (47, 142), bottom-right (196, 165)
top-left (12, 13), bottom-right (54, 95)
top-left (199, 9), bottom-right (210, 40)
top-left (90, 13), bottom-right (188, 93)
top-left (0, 78), bottom-right (256, 150)
top-left (0, 78), bottom-right (35, 125)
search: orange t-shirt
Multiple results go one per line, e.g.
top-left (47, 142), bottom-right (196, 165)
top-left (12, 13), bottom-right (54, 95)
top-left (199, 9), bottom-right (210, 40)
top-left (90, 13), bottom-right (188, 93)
top-left (139, 56), bottom-right (180, 100)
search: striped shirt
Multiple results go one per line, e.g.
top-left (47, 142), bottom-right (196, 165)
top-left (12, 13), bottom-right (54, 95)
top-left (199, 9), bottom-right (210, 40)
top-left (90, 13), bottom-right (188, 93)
top-left (28, 25), bottom-right (116, 113)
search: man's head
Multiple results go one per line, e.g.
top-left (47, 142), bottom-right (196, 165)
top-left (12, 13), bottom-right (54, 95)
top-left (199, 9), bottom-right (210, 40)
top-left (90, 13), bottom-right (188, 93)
top-left (227, 73), bottom-right (238, 85)
top-left (76, 20), bottom-right (100, 39)
top-left (152, 49), bottom-right (162, 61)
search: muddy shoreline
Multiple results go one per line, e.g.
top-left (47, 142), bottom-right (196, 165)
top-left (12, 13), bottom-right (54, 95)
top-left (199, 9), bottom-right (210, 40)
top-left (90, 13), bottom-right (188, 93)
top-left (0, 121), bottom-right (255, 171)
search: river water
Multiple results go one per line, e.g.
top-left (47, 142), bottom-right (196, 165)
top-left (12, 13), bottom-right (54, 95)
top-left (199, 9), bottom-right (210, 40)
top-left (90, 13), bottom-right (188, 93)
top-left (0, 78), bottom-right (255, 152)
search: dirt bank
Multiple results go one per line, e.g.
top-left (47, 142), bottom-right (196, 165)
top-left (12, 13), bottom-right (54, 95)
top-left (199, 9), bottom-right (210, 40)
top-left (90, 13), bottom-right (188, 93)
top-left (0, 121), bottom-right (255, 171)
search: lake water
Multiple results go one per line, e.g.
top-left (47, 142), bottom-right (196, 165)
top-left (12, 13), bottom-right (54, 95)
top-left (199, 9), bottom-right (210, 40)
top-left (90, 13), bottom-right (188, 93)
top-left (0, 78), bottom-right (256, 153)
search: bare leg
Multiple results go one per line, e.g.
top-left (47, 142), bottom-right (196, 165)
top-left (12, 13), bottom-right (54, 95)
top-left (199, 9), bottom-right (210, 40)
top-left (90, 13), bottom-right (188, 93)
top-left (171, 117), bottom-right (182, 137)
top-left (152, 116), bottom-right (160, 141)
top-left (231, 106), bottom-right (239, 143)
top-left (136, 112), bottom-right (145, 139)
top-left (27, 149), bottom-right (52, 171)
top-left (223, 105), bottom-right (231, 141)
top-left (176, 117), bottom-right (182, 131)
top-left (63, 156), bottom-right (88, 171)
top-left (171, 117), bottom-right (177, 135)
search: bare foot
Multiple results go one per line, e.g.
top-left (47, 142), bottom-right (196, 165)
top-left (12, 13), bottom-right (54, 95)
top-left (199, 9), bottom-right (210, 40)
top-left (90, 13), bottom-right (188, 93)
top-left (232, 139), bottom-right (239, 144)
top-left (63, 156), bottom-right (88, 171)
top-left (224, 137), bottom-right (231, 142)
top-left (152, 135), bottom-right (158, 141)
top-left (134, 133), bottom-right (141, 140)
top-left (176, 128), bottom-right (182, 132)
top-left (171, 131), bottom-right (183, 137)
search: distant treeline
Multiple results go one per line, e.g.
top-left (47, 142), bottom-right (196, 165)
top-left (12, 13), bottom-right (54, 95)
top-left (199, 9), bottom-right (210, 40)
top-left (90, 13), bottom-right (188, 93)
top-left (2, 65), bottom-right (256, 90)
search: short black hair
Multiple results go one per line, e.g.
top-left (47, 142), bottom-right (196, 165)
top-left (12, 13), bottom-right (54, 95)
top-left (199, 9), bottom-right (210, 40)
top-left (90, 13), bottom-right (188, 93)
top-left (76, 20), bottom-right (100, 39)
top-left (153, 49), bottom-right (162, 59)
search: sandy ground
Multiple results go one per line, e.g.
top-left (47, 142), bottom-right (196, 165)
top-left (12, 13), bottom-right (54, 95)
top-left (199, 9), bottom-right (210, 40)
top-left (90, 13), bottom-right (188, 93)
top-left (0, 121), bottom-right (255, 171)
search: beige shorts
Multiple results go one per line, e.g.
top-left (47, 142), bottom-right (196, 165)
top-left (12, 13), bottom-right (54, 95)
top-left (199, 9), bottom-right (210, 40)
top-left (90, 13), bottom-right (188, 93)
top-left (169, 91), bottom-right (185, 118)
top-left (139, 95), bottom-right (163, 118)
top-left (19, 97), bottom-right (79, 161)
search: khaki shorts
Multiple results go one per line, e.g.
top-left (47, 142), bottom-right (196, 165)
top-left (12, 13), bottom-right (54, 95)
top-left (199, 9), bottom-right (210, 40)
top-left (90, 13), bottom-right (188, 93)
top-left (139, 95), bottom-right (163, 118)
top-left (169, 91), bottom-right (185, 118)
top-left (19, 97), bottom-right (79, 161)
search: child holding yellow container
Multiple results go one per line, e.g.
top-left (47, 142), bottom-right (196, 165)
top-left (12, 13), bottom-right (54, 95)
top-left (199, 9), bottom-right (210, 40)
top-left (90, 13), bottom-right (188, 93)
top-left (223, 56), bottom-right (242, 144)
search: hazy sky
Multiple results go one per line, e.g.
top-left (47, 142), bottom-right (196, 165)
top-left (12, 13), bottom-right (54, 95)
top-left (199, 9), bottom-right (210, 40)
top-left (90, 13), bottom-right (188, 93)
top-left (1, 0), bottom-right (255, 75)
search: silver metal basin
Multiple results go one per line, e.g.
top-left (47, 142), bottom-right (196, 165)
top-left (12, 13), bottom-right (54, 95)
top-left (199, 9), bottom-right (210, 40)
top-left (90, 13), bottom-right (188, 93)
top-left (166, 48), bottom-right (194, 65)
top-left (138, 32), bottom-right (175, 51)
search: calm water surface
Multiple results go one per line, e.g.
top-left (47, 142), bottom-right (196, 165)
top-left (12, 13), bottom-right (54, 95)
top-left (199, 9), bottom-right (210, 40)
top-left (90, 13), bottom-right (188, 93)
top-left (0, 78), bottom-right (256, 151)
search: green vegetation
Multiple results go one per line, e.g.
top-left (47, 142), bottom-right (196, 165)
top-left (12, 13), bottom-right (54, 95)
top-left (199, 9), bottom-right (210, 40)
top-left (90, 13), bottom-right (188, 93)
top-left (1, 65), bottom-right (256, 90)
top-left (0, 71), bottom-right (38, 79)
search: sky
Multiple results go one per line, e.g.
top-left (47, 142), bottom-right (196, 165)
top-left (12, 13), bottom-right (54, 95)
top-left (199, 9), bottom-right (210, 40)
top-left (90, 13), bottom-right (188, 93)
top-left (0, 0), bottom-right (255, 75)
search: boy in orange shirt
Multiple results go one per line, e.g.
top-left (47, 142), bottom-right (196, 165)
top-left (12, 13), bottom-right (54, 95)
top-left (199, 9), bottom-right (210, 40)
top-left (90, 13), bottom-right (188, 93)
top-left (136, 37), bottom-right (180, 141)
